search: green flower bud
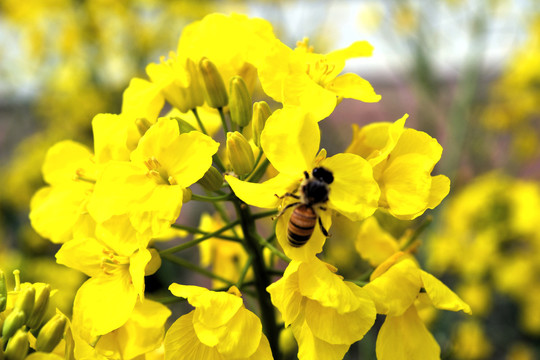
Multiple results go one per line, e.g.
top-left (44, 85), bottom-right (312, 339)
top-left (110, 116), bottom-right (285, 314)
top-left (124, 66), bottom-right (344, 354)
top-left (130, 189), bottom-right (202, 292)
top-left (35, 314), bottom-right (67, 353)
top-left (172, 117), bottom-right (197, 133)
top-left (197, 166), bottom-right (224, 192)
top-left (229, 76), bottom-right (252, 128)
top-left (2, 310), bottom-right (25, 340)
top-left (135, 118), bottom-right (152, 136)
top-left (4, 329), bottom-right (29, 360)
top-left (184, 57), bottom-right (205, 110)
top-left (13, 286), bottom-right (35, 323)
top-left (227, 132), bottom-right (255, 176)
top-left (0, 271), bottom-right (7, 312)
top-left (199, 57), bottom-right (228, 109)
top-left (252, 101), bottom-right (271, 147)
top-left (27, 284), bottom-right (51, 330)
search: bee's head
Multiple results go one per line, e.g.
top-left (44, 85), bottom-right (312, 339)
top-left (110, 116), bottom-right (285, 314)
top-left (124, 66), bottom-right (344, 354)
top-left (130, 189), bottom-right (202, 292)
top-left (311, 167), bottom-right (334, 184)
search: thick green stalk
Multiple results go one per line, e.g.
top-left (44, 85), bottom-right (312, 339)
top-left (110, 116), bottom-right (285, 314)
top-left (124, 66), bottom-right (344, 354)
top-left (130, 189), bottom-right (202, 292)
top-left (233, 198), bottom-right (281, 360)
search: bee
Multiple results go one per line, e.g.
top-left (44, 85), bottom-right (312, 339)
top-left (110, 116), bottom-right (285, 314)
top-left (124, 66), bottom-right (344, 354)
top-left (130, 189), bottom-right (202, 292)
top-left (275, 167), bottom-right (333, 247)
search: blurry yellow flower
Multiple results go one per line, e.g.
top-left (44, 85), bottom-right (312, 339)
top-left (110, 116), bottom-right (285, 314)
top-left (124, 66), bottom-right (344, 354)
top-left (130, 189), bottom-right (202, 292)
top-left (226, 107), bottom-right (380, 261)
top-left (198, 213), bottom-right (249, 288)
top-left (347, 115), bottom-right (450, 220)
top-left (258, 37), bottom-right (380, 120)
top-left (355, 216), bottom-right (400, 267)
top-left (267, 258), bottom-right (376, 360)
top-left (451, 320), bottom-right (492, 360)
top-left (165, 285), bottom-right (273, 360)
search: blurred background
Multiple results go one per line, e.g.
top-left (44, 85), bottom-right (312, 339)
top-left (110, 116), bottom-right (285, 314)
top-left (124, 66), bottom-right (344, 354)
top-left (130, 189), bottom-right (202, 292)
top-left (1, 0), bottom-right (540, 359)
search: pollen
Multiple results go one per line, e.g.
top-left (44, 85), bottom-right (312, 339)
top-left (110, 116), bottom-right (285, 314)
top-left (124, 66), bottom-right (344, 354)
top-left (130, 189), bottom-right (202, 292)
top-left (306, 58), bottom-right (336, 86)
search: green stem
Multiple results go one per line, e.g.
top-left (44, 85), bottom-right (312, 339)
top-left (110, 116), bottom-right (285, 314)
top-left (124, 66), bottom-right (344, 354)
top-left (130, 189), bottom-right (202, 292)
top-left (236, 255), bottom-right (253, 288)
top-left (192, 108), bottom-right (208, 134)
top-left (401, 215), bottom-right (433, 251)
top-left (161, 253), bottom-right (234, 286)
top-left (246, 158), bottom-right (270, 183)
top-left (190, 193), bottom-right (232, 202)
top-left (251, 209), bottom-right (278, 220)
top-left (233, 199), bottom-right (281, 360)
top-left (170, 223), bottom-right (241, 242)
top-left (160, 219), bottom-right (241, 255)
top-left (259, 236), bottom-right (290, 263)
top-left (218, 107), bottom-right (229, 133)
top-left (244, 150), bottom-right (263, 180)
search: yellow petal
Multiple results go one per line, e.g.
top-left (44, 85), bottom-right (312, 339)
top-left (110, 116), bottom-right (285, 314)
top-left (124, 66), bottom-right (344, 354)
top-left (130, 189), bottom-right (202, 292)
top-left (216, 308), bottom-right (262, 358)
top-left (261, 107), bottom-right (320, 176)
top-left (304, 284), bottom-right (375, 344)
top-left (122, 77), bottom-right (164, 121)
top-left (291, 311), bottom-right (350, 360)
top-left (326, 40), bottom-right (374, 65)
top-left (376, 306), bottom-right (440, 360)
top-left (326, 73), bottom-right (381, 103)
top-left (55, 237), bottom-right (105, 277)
top-left (113, 299), bottom-right (171, 360)
top-left (92, 113), bottom-right (134, 163)
top-left (420, 270), bottom-right (472, 314)
top-left (355, 216), bottom-right (400, 267)
top-left (73, 275), bottom-right (137, 338)
top-left (164, 311), bottom-right (223, 360)
top-left (388, 128), bottom-right (443, 165)
top-left (267, 261), bottom-right (303, 326)
top-left (226, 173), bottom-right (300, 209)
top-left (427, 175), bottom-right (450, 209)
top-left (321, 153), bottom-right (380, 221)
top-left (129, 248), bottom-right (152, 301)
top-left (382, 153), bottom-right (434, 219)
top-left (282, 74), bottom-right (338, 121)
top-left (42, 140), bottom-right (94, 185)
top-left (363, 258), bottom-right (422, 316)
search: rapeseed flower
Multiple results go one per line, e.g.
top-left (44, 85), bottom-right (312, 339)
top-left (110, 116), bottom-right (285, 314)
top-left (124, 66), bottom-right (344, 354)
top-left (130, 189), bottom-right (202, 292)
top-left (226, 107), bottom-right (380, 261)
top-left (164, 285), bottom-right (273, 360)
top-left (88, 118), bottom-right (219, 239)
top-left (267, 258), bottom-right (376, 360)
top-left (258, 37), bottom-right (380, 120)
top-left (346, 115), bottom-right (450, 220)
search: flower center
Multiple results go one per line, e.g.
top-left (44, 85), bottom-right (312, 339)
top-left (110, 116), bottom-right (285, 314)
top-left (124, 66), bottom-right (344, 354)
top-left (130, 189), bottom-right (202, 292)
top-left (100, 249), bottom-right (130, 276)
top-left (306, 58), bottom-right (335, 87)
top-left (144, 157), bottom-right (176, 185)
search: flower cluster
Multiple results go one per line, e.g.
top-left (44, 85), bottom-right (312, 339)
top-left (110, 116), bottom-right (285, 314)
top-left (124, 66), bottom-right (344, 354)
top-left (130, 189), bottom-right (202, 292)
top-left (25, 13), bottom-right (468, 360)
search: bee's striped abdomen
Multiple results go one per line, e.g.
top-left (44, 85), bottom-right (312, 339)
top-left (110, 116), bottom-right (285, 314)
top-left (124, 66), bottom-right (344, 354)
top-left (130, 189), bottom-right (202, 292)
top-left (288, 204), bottom-right (317, 247)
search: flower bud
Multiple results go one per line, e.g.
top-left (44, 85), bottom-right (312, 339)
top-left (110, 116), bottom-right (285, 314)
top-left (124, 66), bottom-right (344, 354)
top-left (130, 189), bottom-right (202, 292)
top-left (173, 117), bottom-right (197, 133)
top-left (197, 166), bottom-right (224, 192)
top-left (252, 101), bottom-right (271, 147)
top-left (183, 188), bottom-right (192, 203)
top-left (0, 271), bottom-right (7, 312)
top-left (2, 310), bottom-right (25, 340)
top-left (35, 314), bottom-right (67, 353)
top-left (199, 57), bottom-right (228, 108)
top-left (135, 118), bottom-right (152, 136)
top-left (227, 132), bottom-right (255, 176)
top-left (27, 284), bottom-right (51, 329)
top-left (229, 76), bottom-right (252, 128)
top-left (4, 329), bottom-right (29, 360)
top-left (184, 57), bottom-right (205, 110)
top-left (13, 286), bottom-right (35, 323)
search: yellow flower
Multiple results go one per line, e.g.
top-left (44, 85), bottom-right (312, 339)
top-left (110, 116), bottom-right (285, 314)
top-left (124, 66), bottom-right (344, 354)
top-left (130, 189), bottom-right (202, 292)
top-left (364, 256), bottom-right (471, 360)
top-left (355, 216), bottom-right (401, 267)
top-left (226, 107), bottom-right (380, 261)
top-left (29, 141), bottom-right (97, 244)
top-left (72, 298), bottom-right (171, 360)
top-left (164, 285), bottom-right (273, 360)
top-left (267, 258), bottom-right (376, 360)
top-left (88, 118), bottom-right (219, 239)
top-left (198, 213), bottom-right (250, 288)
top-left (56, 237), bottom-right (160, 338)
top-left (258, 37), bottom-right (380, 120)
top-left (451, 320), bottom-right (492, 360)
top-left (346, 115), bottom-right (450, 220)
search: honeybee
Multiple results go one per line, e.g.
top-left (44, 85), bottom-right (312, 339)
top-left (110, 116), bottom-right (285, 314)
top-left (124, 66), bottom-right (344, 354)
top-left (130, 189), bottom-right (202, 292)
top-left (275, 167), bottom-right (333, 247)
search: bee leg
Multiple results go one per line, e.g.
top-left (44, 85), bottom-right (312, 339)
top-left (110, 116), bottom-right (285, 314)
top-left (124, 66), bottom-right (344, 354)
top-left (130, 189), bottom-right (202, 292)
top-left (274, 192), bottom-right (300, 200)
top-left (272, 202), bottom-right (300, 220)
top-left (318, 206), bottom-right (327, 211)
top-left (318, 217), bottom-right (330, 237)
top-left (303, 171), bottom-right (310, 179)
